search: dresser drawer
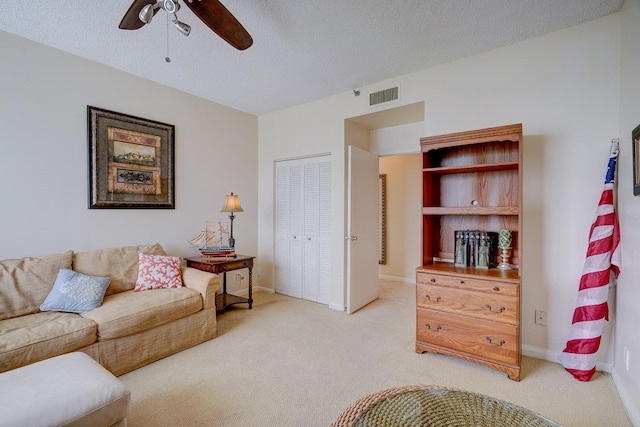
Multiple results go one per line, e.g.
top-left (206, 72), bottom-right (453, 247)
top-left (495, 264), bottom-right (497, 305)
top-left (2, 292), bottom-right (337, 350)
top-left (416, 284), bottom-right (518, 325)
top-left (416, 308), bottom-right (519, 365)
top-left (416, 271), bottom-right (518, 297)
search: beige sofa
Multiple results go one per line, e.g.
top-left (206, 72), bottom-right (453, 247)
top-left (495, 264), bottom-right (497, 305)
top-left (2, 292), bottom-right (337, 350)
top-left (0, 244), bottom-right (221, 376)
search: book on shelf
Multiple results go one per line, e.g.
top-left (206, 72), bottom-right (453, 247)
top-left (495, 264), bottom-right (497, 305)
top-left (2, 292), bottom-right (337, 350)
top-left (454, 230), bottom-right (498, 268)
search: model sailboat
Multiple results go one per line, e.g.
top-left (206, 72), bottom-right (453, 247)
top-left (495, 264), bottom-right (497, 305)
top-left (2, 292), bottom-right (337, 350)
top-left (189, 221), bottom-right (235, 257)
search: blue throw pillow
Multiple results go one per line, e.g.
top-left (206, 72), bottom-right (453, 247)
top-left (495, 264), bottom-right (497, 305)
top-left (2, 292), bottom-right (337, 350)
top-left (40, 268), bottom-right (110, 313)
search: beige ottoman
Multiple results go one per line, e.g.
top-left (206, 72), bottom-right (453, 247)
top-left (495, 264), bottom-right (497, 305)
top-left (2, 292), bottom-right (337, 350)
top-left (0, 352), bottom-right (131, 427)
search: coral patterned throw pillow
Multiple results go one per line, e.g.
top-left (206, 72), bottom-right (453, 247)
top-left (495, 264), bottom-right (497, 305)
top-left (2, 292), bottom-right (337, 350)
top-left (134, 252), bottom-right (183, 292)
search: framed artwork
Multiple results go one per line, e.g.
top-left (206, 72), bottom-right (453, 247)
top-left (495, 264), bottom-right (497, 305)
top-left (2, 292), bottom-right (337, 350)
top-left (634, 124), bottom-right (640, 196)
top-left (88, 106), bottom-right (175, 208)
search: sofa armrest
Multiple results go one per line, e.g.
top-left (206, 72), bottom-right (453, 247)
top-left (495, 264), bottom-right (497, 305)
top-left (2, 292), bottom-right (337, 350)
top-left (181, 267), bottom-right (221, 310)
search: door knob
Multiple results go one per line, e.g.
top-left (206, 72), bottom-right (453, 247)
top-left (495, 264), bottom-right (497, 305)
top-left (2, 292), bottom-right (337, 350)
top-left (344, 235), bottom-right (358, 241)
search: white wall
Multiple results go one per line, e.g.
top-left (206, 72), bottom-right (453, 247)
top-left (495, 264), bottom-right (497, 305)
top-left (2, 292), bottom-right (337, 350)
top-left (259, 13), bottom-right (621, 367)
top-left (614, 0), bottom-right (640, 423)
top-left (371, 122), bottom-right (423, 156)
top-left (0, 31), bottom-right (258, 294)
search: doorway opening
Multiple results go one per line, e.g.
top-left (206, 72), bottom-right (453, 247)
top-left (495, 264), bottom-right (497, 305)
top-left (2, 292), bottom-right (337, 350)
top-left (344, 101), bottom-right (425, 308)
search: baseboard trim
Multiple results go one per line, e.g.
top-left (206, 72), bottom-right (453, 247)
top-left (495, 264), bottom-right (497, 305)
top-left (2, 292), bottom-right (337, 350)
top-left (232, 286), bottom-right (274, 297)
top-left (611, 368), bottom-right (640, 425)
top-left (329, 302), bottom-right (345, 311)
top-left (521, 344), bottom-right (612, 373)
top-left (521, 344), bottom-right (550, 361)
top-left (379, 274), bottom-right (414, 284)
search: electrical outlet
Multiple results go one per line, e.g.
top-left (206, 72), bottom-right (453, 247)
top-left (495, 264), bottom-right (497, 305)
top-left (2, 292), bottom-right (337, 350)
top-left (535, 310), bottom-right (547, 326)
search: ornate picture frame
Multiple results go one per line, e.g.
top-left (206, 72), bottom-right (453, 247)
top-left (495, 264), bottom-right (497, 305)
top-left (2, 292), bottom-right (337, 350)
top-left (88, 106), bottom-right (175, 209)
top-left (633, 124), bottom-right (640, 196)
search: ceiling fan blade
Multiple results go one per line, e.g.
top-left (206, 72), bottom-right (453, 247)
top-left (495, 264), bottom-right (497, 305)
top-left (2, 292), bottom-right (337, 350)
top-left (184, 0), bottom-right (253, 50)
top-left (118, 0), bottom-right (158, 30)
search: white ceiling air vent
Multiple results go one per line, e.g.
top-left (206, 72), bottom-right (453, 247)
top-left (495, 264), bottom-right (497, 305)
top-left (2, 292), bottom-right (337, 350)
top-left (370, 87), bottom-right (398, 106)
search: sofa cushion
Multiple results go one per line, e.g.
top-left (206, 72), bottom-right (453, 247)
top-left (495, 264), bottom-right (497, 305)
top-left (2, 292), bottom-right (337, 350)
top-left (72, 244), bottom-right (165, 296)
top-left (0, 311), bottom-right (97, 373)
top-left (0, 251), bottom-right (73, 321)
top-left (80, 287), bottom-right (202, 340)
top-left (40, 269), bottom-right (110, 313)
top-left (134, 253), bottom-right (183, 292)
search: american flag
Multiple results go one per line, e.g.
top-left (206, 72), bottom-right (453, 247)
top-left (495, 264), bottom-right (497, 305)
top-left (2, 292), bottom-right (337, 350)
top-left (558, 141), bottom-right (621, 381)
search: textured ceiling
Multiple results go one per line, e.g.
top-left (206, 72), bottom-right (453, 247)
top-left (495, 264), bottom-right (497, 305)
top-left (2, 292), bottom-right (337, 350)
top-left (0, 0), bottom-right (624, 116)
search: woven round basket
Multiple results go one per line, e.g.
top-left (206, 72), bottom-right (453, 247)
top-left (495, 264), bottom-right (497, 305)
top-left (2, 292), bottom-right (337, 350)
top-left (331, 385), bottom-right (561, 427)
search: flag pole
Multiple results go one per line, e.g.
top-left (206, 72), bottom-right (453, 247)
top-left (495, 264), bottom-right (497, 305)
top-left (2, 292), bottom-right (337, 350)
top-left (610, 138), bottom-right (619, 155)
top-left (611, 138), bottom-right (619, 208)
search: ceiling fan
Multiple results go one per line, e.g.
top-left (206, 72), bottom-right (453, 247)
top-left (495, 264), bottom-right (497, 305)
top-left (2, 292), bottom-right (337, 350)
top-left (118, 0), bottom-right (253, 50)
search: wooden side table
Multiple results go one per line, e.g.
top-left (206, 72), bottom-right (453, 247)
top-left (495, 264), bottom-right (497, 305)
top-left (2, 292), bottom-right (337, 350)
top-left (185, 255), bottom-right (254, 311)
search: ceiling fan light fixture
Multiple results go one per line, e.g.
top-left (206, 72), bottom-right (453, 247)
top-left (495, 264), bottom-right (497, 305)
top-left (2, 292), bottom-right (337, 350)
top-left (139, 4), bottom-right (155, 24)
top-left (120, 0), bottom-right (252, 50)
top-left (173, 19), bottom-right (191, 36)
top-left (163, 0), bottom-right (179, 14)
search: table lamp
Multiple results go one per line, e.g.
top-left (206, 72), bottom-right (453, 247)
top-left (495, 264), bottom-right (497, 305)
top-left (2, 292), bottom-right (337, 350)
top-left (221, 192), bottom-right (243, 248)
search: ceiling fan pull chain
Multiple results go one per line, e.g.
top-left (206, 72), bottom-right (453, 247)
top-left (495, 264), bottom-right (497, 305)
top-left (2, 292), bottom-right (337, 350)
top-left (165, 12), bottom-right (171, 63)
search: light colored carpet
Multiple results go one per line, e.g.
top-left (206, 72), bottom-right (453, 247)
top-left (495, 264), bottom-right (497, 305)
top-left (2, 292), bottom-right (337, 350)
top-left (119, 279), bottom-right (632, 426)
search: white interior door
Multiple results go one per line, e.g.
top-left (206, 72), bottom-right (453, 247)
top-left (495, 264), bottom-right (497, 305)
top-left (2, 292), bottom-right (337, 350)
top-left (307, 158), bottom-right (332, 304)
top-left (287, 161), bottom-right (304, 298)
top-left (346, 146), bottom-right (380, 314)
top-left (274, 161), bottom-right (301, 297)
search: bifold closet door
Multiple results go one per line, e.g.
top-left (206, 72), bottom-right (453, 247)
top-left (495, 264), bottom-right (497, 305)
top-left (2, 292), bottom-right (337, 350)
top-left (274, 156), bottom-right (331, 304)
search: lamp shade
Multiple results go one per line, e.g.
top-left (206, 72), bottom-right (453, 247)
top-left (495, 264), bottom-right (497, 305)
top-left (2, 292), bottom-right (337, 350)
top-left (221, 192), bottom-right (244, 213)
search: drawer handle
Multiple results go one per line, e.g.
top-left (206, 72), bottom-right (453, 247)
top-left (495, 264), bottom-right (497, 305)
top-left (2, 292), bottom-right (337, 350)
top-left (460, 280), bottom-right (465, 285)
top-left (430, 278), bottom-right (436, 283)
top-left (425, 295), bottom-right (441, 303)
top-left (424, 323), bottom-right (442, 332)
top-left (485, 304), bottom-right (506, 313)
top-left (493, 286), bottom-right (500, 292)
top-left (485, 336), bottom-right (506, 347)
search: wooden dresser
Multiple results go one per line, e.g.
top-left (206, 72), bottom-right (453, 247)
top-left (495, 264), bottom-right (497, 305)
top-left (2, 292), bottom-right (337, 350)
top-left (416, 124), bottom-right (522, 381)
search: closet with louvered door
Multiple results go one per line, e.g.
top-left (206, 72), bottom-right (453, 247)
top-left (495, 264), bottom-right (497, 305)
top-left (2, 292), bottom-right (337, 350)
top-left (274, 155), bottom-right (331, 304)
